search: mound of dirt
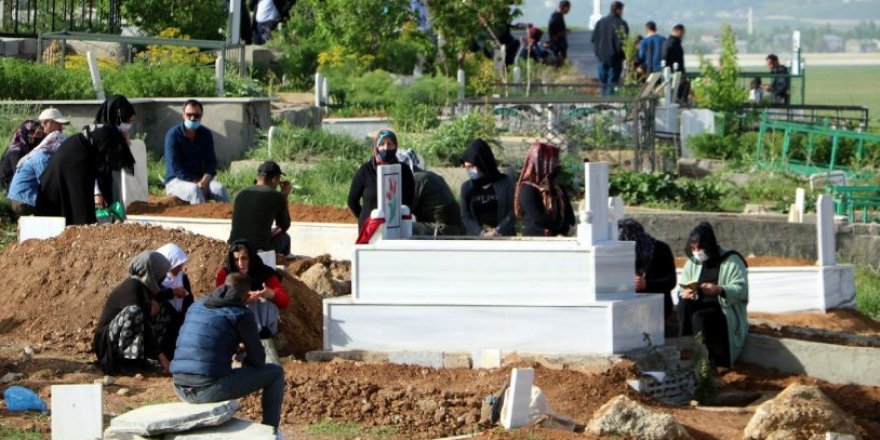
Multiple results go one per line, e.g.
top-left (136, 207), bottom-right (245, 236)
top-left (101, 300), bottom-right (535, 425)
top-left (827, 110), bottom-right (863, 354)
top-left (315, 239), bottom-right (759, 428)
top-left (0, 223), bottom-right (325, 357)
top-left (751, 309), bottom-right (880, 335)
top-left (238, 361), bottom-right (642, 439)
top-left (277, 273), bottom-right (324, 356)
top-left (127, 196), bottom-right (355, 224)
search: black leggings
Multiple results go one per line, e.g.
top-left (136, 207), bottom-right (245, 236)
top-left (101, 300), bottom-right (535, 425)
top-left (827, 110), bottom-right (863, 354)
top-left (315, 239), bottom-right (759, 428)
top-left (678, 299), bottom-right (731, 367)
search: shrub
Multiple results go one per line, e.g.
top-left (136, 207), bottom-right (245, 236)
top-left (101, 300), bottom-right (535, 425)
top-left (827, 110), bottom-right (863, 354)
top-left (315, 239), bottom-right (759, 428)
top-left (0, 58), bottom-right (92, 100)
top-left (609, 172), bottom-right (729, 211)
top-left (291, 158), bottom-right (361, 207)
top-left (689, 132), bottom-right (758, 161)
top-left (103, 62), bottom-right (215, 97)
top-left (248, 127), bottom-right (367, 163)
top-left (400, 112), bottom-right (498, 166)
top-left (693, 25), bottom-right (747, 114)
top-left (389, 101), bottom-right (439, 133)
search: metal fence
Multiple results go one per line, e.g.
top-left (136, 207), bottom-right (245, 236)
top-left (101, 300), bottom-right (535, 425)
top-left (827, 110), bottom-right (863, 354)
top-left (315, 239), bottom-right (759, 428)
top-left (457, 95), bottom-right (657, 172)
top-left (0, 0), bottom-right (122, 37)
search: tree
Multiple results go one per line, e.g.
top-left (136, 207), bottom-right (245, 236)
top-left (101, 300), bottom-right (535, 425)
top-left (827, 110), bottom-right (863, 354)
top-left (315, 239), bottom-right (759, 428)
top-left (693, 24), bottom-right (747, 114)
top-left (425, 0), bottom-right (523, 70)
top-left (122, 0), bottom-right (227, 40)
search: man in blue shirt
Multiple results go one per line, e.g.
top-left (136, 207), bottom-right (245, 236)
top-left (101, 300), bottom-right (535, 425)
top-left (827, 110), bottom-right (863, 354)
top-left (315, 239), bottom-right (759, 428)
top-left (638, 21), bottom-right (666, 74)
top-left (164, 99), bottom-right (229, 204)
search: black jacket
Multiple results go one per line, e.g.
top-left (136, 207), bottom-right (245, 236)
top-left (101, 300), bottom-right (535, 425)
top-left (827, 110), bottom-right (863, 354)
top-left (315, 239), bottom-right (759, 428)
top-left (662, 35), bottom-right (685, 73)
top-left (459, 139), bottom-right (516, 236)
top-left (517, 185), bottom-right (575, 237)
top-left (642, 241), bottom-right (677, 318)
top-left (347, 158), bottom-right (416, 231)
top-left (591, 14), bottom-right (629, 63)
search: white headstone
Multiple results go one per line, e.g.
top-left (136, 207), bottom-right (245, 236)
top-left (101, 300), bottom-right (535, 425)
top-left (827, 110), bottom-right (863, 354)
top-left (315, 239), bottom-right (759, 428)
top-left (795, 187), bottom-right (806, 223)
top-left (121, 139), bottom-right (149, 208)
top-left (267, 126), bottom-right (278, 157)
top-left (314, 73), bottom-right (323, 107)
top-left (257, 250), bottom-right (276, 268)
top-left (215, 56), bottom-right (225, 97)
top-left (377, 164), bottom-right (403, 240)
top-left (608, 197), bottom-right (624, 239)
top-left (578, 162), bottom-right (611, 245)
top-left (680, 109), bottom-right (716, 157)
top-left (86, 51), bottom-right (106, 101)
top-left (457, 68), bottom-right (465, 101)
top-left (471, 349), bottom-right (502, 369)
top-left (18, 216), bottom-right (65, 243)
top-left (51, 384), bottom-right (103, 440)
top-left (500, 368), bottom-right (534, 429)
top-left (817, 195), bottom-right (836, 266)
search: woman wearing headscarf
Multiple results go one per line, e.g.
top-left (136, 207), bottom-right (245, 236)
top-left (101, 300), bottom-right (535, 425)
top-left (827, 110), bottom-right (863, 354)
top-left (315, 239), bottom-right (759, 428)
top-left (93, 251), bottom-right (172, 375)
top-left (677, 222), bottom-right (749, 368)
top-left (34, 124), bottom-right (135, 225)
top-left (93, 95), bottom-right (136, 208)
top-left (514, 142), bottom-right (575, 237)
top-left (153, 243), bottom-right (195, 362)
top-left (347, 129), bottom-right (416, 232)
top-left (396, 148), bottom-right (464, 236)
top-left (460, 139), bottom-right (516, 237)
top-left (618, 219), bottom-right (676, 319)
top-left (0, 119), bottom-right (44, 191)
top-left (215, 240), bottom-right (289, 339)
top-left (7, 109), bottom-right (71, 216)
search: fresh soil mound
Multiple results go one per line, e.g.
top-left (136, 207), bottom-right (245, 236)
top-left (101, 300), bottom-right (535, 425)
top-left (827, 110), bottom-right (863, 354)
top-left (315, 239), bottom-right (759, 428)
top-left (674, 255), bottom-right (815, 268)
top-left (751, 309), bottom-right (880, 335)
top-left (288, 254), bottom-right (351, 281)
top-left (277, 273), bottom-right (324, 356)
top-left (127, 196), bottom-right (355, 224)
top-left (239, 361), bottom-right (642, 439)
top-left (0, 223), bottom-right (325, 357)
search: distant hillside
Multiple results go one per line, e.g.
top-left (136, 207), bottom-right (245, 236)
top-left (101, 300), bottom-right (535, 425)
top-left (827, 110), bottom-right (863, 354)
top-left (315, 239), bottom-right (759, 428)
top-left (520, 0), bottom-right (880, 30)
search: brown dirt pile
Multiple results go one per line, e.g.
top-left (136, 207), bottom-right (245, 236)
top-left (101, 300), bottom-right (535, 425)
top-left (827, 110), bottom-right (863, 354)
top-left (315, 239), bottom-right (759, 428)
top-left (127, 196), bottom-right (355, 224)
top-left (675, 255), bottom-right (815, 268)
top-left (238, 361), bottom-right (642, 439)
top-left (0, 223), bottom-right (325, 357)
top-left (277, 273), bottom-right (324, 356)
top-left (751, 309), bottom-right (880, 335)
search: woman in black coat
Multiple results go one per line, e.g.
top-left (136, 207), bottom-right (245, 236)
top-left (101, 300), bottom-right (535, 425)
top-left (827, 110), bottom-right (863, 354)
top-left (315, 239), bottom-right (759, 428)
top-left (347, 129), bottom-right (415, 232)
top-left (35, 125), bottom-right (134, 225)
top-left (618, 218), bottom-right (677, 319)
top-left (460, 139), bottom-right (516, 237)
top-left (514, 142), bottom-right (575, 237)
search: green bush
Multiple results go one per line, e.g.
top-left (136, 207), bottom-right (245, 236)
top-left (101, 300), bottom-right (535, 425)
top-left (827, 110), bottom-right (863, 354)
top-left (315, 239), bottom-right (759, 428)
top-left (248, 127), bottom-right (367, 163)
top-left (104, 63), bottom-right (215, 97)
top-left (291, 158), bottom-right (360, 207)
top-left (0, 58), bottom-right (92, 99)
top-left (400, 112), bottom-right (498, 166)
top-left (389, 101), bottom-right (439, 133)
top-left (689, 132), bottom-right (758, 161)
top-left (856, 266), bottom-right (880, 320)
top-left (609, 172), bottom-right (729, 211)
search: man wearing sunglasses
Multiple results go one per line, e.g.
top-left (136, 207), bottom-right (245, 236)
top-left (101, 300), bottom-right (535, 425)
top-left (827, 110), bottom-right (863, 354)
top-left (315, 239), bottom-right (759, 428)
top-left (164, 99), bottom-right (230, 204)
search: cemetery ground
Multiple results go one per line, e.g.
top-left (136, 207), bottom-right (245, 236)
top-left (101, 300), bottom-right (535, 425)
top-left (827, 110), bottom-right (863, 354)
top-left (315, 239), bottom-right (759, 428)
top-left (0, 222), bottom-right (880, 439)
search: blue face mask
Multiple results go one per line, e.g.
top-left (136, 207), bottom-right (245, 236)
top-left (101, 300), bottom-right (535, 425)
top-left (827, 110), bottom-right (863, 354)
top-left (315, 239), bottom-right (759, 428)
top-left (377, 149), bottom-right (396, 163)
top-left (184, 120), bottom-right (201, 130)
top-left (467, 168), bottom-right (482, 180)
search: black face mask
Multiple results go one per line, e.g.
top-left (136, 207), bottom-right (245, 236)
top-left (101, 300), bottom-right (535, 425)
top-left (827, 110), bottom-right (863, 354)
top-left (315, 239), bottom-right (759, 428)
top-left (377, 149), bottom-right (397, 163)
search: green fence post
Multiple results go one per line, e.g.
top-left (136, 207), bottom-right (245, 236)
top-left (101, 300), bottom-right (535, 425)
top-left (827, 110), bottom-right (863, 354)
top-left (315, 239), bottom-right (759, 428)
top-left (830, 136), bottom-right (840, 171)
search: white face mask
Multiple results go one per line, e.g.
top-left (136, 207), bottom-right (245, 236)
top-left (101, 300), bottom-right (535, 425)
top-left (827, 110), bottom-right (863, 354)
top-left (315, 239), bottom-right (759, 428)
top-left (117, 122), bottom-right (132, 132)
top-left (693, 249), bottom-right (709, 263)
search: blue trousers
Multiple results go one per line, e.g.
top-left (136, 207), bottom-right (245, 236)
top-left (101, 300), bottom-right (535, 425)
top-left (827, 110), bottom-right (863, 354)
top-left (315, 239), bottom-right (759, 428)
top-left (173, 363), bottom-right (285, 429)
top-left (598, 60), bottom-right (623, 96)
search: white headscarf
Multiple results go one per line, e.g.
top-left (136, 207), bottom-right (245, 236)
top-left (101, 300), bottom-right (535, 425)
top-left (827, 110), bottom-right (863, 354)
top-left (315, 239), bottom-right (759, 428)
top-left (156, 243), bottom-right (189, 312)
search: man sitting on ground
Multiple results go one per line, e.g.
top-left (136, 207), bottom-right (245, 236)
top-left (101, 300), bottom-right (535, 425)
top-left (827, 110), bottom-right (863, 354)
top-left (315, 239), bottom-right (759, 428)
top-left (164, 99), bottom-right (229, 204)
top-left (228, 160), bottom-right (292, 256)
top-left (170, 272), bottom-right (285, 433)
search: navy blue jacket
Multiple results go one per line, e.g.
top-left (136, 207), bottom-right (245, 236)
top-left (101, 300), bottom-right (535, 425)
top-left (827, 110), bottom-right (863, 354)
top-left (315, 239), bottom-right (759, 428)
top-left (170, 285), bottom-right (264, 386)
top-left (164, 124), bottom-right (218, 184)
top-left (639, 34), bottom-right (666, 73)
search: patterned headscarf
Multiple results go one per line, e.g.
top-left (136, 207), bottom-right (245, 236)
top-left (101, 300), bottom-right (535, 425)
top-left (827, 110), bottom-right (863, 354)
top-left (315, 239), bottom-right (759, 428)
top-left (128, 251), bottom-right (171, 296)
top-left (6, 120), bottom-right (44, 154)
top-left (16, 131), bottom-right (67, 169)
top-left (618, 218), bottom-right (657, 275)
top-left (515, 142), bottom-right (564, 219)
top-left (373, 129), bottom-right (399, 165)
top-left (396, 148), bottom-right (424, 173)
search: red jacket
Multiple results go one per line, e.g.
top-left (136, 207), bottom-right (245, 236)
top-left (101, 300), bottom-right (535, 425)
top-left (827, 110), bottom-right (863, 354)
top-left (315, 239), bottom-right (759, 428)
top-left (215, 267), bottom-right (290, 309)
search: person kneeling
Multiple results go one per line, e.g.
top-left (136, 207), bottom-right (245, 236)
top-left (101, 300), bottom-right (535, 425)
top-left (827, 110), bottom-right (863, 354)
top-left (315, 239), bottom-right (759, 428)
top-left (170, 273), bottom-right (285, 431)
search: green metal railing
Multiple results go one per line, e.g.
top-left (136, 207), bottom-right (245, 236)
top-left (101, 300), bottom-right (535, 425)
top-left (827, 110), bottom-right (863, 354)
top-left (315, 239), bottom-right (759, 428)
top-left (830, 186), bottom-right (880, 224)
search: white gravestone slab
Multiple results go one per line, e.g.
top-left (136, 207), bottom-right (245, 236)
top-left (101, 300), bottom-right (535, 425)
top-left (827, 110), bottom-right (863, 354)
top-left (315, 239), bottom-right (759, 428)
top-left (608, 196), bottom-right (624, 239)
top-left (376, 164), bottom-right (403, 240)
top-left (257, 250), bottom-right (276, 268)
top-left (120, 139), bottom-right (149, 208)
top-left (51, 384), bottom-right (103, 440)
top-left (817, 195), bottom-right (836, 266)
top-left (500, 368), bottom-right (535, 429)
top-left (578, 162), bottom-right (611, 245)
top-left (18, 216), bottom-right (65, 243)
top-left (105, 400), bottom-right (240, 436)
top-left (163, 418), bottom-right (275, 440)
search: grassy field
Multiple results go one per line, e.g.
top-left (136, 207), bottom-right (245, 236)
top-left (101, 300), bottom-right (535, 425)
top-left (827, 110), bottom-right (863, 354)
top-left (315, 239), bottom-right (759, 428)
top-left (805, 65), bottom-right (880, 125)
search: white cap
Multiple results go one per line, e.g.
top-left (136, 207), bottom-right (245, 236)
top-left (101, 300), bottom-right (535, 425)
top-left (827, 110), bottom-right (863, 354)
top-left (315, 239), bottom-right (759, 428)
top-left (38, 108), bottom-right (70, 124)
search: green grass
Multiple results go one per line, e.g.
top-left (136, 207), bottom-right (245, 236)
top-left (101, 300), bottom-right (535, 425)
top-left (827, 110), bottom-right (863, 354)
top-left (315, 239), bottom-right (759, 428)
top-left (306, 421), bottom-right (398, 439)
top-left (0, 427), bottom-right (44, 440)
top-left (856, 266), bottom-right (880, 321)
top-left (805, 65), bottom-right (880, 124)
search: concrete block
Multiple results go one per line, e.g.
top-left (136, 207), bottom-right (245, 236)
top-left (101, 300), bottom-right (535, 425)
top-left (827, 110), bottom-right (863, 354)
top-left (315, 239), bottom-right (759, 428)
top-left (18, 216), bottom-right (65, 243)
top-left (388, 351), bottom-right (443, 368)
top-left (472, 349), bottom-right (502, 369)
top-left (105, 400), bottom-right (240, 436)
top-left (817, 195), bottom-right (836, 266)
top-left (441, 353), bottom-right (472, 369)
top-left (120, 140), bottom-right (149, 208)
top-left (163, 418), bottom-right (275, 440)
top-left (51, 384), bottom-right (103, 440)
top-left (500, 368), bottom-right (534, 429)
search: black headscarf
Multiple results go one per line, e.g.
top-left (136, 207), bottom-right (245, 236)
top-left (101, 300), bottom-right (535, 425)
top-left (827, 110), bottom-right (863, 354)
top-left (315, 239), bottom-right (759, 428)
top-left (686, 221), bottom-right (722, 261)
top-left (95, 95), bottom-right (136, 127)
top-left (462, 139), bottom-right (504, 185)
top-left (82, 124), bottom-right (135, 174)
top-left (618, 218), bottom-right (657, 275)
top-left (224, 239), bottom-right (279, 291)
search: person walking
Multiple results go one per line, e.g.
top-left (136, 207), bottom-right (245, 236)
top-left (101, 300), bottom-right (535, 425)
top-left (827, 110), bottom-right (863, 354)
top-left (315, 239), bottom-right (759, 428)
top-left (591, 1), bottom-right (629, 96)
top-left (548, 1), bottom-right (571, 63)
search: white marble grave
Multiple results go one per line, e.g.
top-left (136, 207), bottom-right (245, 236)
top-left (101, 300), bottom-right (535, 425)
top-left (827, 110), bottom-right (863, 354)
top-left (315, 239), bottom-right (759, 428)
top-left (119, 139), bottom-right (149, 208)
top-left (18, 216), bottom-right (65, 243)
top-left (51, 384), bottom-right (103, 440)
top-left (323, 162), bottom-right (664, 356)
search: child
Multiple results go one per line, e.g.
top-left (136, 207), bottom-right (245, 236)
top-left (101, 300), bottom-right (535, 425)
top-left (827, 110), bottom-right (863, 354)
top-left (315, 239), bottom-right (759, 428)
top-left (748, 78), bottom-right (765, 103)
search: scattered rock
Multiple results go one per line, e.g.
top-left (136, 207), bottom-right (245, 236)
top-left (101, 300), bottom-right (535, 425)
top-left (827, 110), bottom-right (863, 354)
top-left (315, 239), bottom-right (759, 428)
top-left (23, 345), bottom-right (36, 356)
top-left (134, 373), bottom-right (145, 381)
top-left (588, 395), bottom-right (692, 440)
top-left (0, 372), bottom-right (24, 384)
top-left (298, 263), bottom-right (336, 297)
top-left (744, 383), bottom-right (862, 440)
top-left (117, 387), bottom-right (131, 397)
top-left (96, 375), bottom-right (116, 386)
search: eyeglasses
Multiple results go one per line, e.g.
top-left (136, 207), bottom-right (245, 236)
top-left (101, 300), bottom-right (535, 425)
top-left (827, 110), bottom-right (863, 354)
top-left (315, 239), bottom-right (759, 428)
top-left (185, 113), bottom-right (203, 119)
